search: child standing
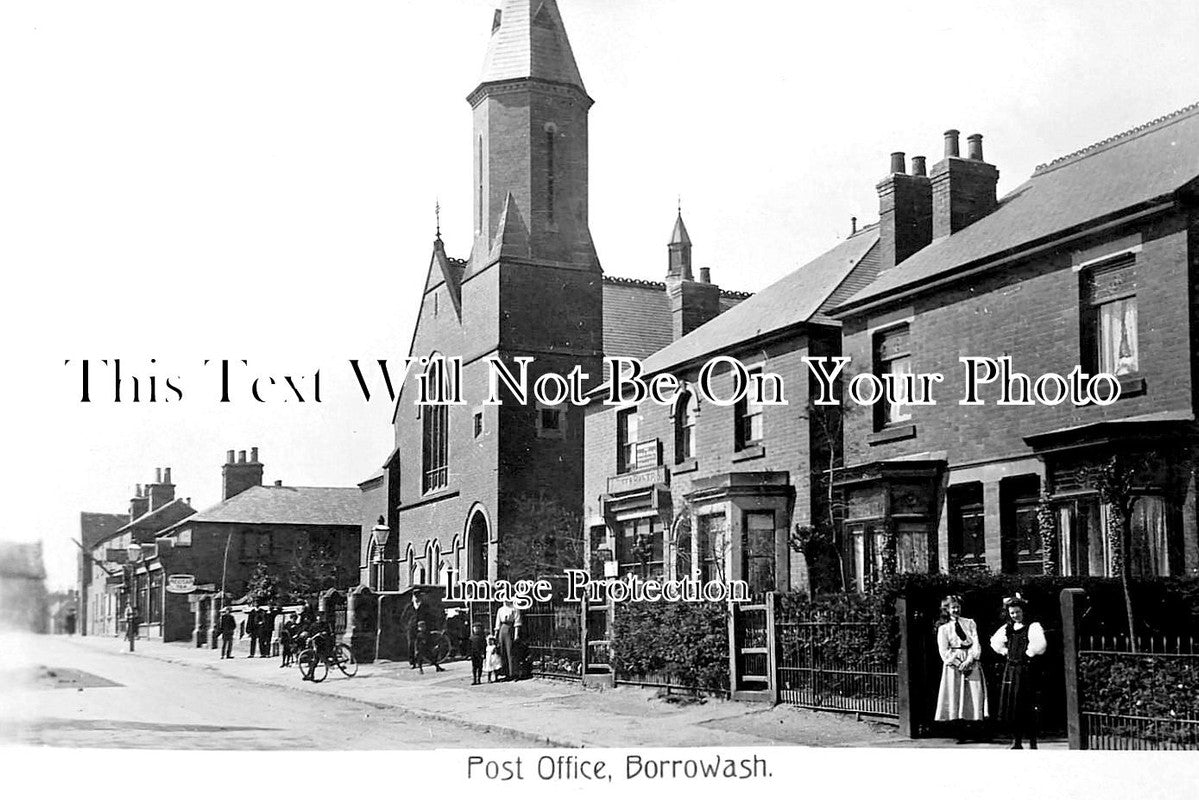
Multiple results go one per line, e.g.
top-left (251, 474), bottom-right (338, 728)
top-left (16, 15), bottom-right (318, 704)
top-left (469, 622), bottom-right (487, 685)
top-left (412, 620), bottom-right (429, 674)
top-left (484, 634), bottom-right (503, 683)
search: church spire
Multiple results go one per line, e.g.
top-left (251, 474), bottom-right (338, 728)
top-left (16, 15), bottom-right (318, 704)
top-left (475, 0), bottom-right (587, 94)
top-left (667, 208), bottom-right (693, 281)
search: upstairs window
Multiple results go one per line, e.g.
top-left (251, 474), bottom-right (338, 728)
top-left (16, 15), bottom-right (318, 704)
top-left (734, 370), bottom-right (763, 450)
top-left (536, 402), bottom-right (565, 439)
top-left (1082, 256), bottom-right (1138, 376)
top-left (421, 358), bottom-right (450, 494)
top-left (874, 325), bottom-right (912, 427)
top-left (616, 408), bottom-right (639, 473)
top-left (674, 390), bottom-right (697, 462)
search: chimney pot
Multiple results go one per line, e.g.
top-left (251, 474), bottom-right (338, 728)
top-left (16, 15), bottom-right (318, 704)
top-left (943, 129), bottom-right (960, 158)
top-left (163, 467), bottom-right (171, 484)
top-left (274, 480), bottom-right (283, 487)
top-left (851, 216), bottom-right (858, 235)
top-left (967, 133), bottom-right (984, 161)
top-left (155, 468), bottom-right (162, 484)
top-left (911, 156), bottom-right (927, 177)
top-left (250, 447), bottom-right (259, 463)
top-left (890, 152), bottom-right (906, 174)
top-left (238, 450), bottom-right (247, 464)
top-left (699, 267), bottom-right (711, 284)
top-left (135, 484), bottom-right (142, 497)
top-left (226, 450), bottom-right (235, 464)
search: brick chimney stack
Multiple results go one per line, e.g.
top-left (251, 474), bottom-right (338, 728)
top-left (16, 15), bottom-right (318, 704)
top-left (129, 484), bottom-right (149, 522)
top-left (931, 129), bottom-right (999, 238)
top-left (222, 447), bottom-right (264, 499)
top-left (877, 150), bottom-right (933, 270)
top-left (146, 466), bottom-right (176, 511)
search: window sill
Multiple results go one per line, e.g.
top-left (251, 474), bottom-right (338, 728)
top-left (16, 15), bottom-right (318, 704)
top-left (1116, 374), bottom-right (1146, 398)
top-left (673, 458), bottom-right (699, 474)
top-left (868, 424), bottom-right (917, 446)
top-left (400, 489), bottom-right (460, 512)
top-left (732, 444), bottom-right (766, 462)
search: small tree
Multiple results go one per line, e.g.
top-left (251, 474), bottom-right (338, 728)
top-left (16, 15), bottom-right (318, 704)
top-left (245, 562), bottom-right (281, 606)
top-left (498, 494), bottom-right (585, 581)
top-left (288, 541), bottom-right (342, 601)
top-left (1086, 453), bottom-right (1140, 651)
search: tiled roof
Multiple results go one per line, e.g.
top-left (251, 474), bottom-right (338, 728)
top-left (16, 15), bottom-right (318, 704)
top-left (117, 497), bottom-right (195, 534)
top-left (602, 277), bottom-right (672, 359)
top-left (639, 228), bottom-right (881, 374)
top-left (80, 512), bottom-right (128, 550)
top-left (476, 0), bottom-right (586, 93)
top-left (0, 541), bottom-right (45, 580)
top-left (838, 102), bottom-right (1199, 312)
top-left (183, 485), bottom-right (362, 527)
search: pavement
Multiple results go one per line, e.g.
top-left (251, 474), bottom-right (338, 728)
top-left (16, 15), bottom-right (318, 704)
top-left (52, 633), bottom-right (1065, 749)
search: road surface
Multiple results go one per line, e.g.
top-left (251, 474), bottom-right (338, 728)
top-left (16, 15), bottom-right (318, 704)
top-left (0, 631), bottom-right (522, 749)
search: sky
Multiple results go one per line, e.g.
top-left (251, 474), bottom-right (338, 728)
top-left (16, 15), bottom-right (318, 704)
top-left (2, 0), bottom-right (1198, 592)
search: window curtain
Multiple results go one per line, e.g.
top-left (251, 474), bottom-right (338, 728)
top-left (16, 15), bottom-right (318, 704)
top-left (1098, 298), bottom-right (1138, 376)
top-left (896, 523), bottom-right (930, 574)
top-left (1130, 496), bottom-right (1169, 576)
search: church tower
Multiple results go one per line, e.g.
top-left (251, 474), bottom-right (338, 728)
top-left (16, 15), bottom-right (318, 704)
top-left (468, 0), bottom-right (599, 270)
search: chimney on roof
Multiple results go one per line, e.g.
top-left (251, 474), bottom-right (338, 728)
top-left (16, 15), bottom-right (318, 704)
top-left (877, 149), bottom-right (932, 270)
top-left (146, 466), bottom-right (176, 512)
top-left (931, 129), bottom-right (999, 238)
top-left (274, 480), bottom-right (283, 487)
top-left (664, 210), bottom-right (721, 340)
top-left (851, 216), bottom-right (858, 235)
top-left (222, 447), bottom-right (264, 500)
top-left (129, 484), bottom-right (150, 522)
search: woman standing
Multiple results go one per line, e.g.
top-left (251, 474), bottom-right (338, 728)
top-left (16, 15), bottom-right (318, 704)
top-left (934, 595), bottom-right (989, 742)
top-left (990, 594), bottom-right (1047, 749)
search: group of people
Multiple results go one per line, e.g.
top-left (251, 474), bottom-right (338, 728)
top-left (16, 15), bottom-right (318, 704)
top-left (216, 604), bottom-right (325, 667)
top-left (403, 590), bottom-right (521, 683)
top-left (934, 593), bottom-right (1047, 749)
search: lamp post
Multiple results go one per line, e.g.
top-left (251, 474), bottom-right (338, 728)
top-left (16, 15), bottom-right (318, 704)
top-left (372, 517), bottom-right (391, 591)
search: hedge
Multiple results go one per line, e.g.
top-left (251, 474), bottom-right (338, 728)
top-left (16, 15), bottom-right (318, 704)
top-left (610, 601), bottom-right (729, 693)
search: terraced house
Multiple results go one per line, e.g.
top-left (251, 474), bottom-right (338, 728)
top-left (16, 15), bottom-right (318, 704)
top-left (831, 106), bottom-right (1199, 589)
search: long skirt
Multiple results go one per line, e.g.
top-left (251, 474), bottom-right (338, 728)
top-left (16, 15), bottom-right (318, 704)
top-left (934, 664), bottom-right (989, 721)
top-left (998, 662), bottom-right (1036, 723)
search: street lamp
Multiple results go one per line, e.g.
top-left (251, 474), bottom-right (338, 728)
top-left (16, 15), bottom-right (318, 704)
top-left (372, 516), bottom-right (391, 590)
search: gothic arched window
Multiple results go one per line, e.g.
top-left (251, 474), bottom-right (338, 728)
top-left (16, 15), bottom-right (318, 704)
top-left (674, 389), bottom-right (697, 463)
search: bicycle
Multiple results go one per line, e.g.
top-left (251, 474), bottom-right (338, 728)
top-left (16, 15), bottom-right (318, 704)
top-left (297, 633), bottom-right (357, 683)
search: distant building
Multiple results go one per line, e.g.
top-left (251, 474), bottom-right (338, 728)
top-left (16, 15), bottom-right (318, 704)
top-left (0, 541), bottom-right (48, 632)
top-left (47, 589), bottom-right (79, 635)
top-left (78, 511), bottom-right (126, 635)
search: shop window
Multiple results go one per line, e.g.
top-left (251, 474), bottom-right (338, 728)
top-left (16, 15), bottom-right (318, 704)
top-left (1081, 256), bottom-right (1138, 376)
top-left (698, 513), bottom-right (727, 583)
top-left (874, 324), bottom-right (912, 428)
top-left (674, 390), bottom-right (697, 463)
top-left (148, 571), bottom-right (163, 625)
top-left (948, 484), bottom-right (986, 571)
top-left (616, 407), bottom-right (639, 473)
top-left (617, 517), bottom-right (662, 577)
top-left (742, 511), bottom-right (777, 593)
top-left (733, 371), bottom-right (763, 450)
top-left (1001, 477), bottom-right (1042, 575)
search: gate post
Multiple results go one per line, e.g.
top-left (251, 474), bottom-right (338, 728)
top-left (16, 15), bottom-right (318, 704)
top-left (344, 585), bottom-right (377, 663)
top-left (1060, 588), bottom-right (1086, 750)
top-left (896, 597), bottom-right (919, 738)
top-left (765, 591), bottom-right (779, 704)
top-left (727, 599), bottom-right (739, 694)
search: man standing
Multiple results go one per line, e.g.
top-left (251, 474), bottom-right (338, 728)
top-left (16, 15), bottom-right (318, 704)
top-left (493, 599), bottom-right (522, 681)
top-left (258, 606), bottom-right (275, 658)
top-left (218, 606), bottom-right (236, 659)
top-left (406, 589), bottom-right (434, 670)
top-left (246, 606), bottom-right (260, 658)
top-left (124, 603), bottom-right (138, 652)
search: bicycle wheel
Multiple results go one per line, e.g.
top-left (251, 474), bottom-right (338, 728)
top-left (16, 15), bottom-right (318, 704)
top-left (298, 648), bottom-right (327, 683)
top-left (334, 643), bottom-right (358, 677)
top-left (433, 633), bottom-right (452, 664)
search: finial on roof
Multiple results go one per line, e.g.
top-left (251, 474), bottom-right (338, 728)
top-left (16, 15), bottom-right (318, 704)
top-left (435, 198), bottom-right (441, 240)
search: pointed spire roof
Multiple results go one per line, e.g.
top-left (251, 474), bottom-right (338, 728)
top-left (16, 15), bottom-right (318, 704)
top-left (476, 0), bottom-right (586, 93)
top-left (669, 212), bottom-right (691, 246)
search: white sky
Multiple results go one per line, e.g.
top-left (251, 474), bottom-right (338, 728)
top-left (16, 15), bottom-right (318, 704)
top-left (2, 0), bottom-right (1198, 591)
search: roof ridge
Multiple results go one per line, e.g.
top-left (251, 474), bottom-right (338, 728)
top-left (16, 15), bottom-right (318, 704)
top-left (603, 275), bottom-right (665, 289)
top-left (1034, 101), bottom-right (1199, 176)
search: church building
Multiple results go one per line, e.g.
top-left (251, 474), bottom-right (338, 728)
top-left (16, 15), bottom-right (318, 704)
top-left (360, 0), bottom-right (746, 589)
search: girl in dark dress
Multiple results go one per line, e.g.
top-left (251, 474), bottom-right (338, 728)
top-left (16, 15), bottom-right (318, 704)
top-left (989, 594), bottom-right (1047, 749)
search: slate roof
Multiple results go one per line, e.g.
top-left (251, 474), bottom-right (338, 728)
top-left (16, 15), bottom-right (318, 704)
top-left (182, 485), bottom-right (362, 527)
top-left (116, 497), bottom-right (196, 535)
top-left (80, 512), bottom-right (128, 550)
top-left (476, 0), bottom-right (586, 93)
top-left (637, 227), bottom-right (881, 375)
top-left (602, 276), bottom-right (751, 362)
top-left (0, 541), bottom-right (45, 580)
top-left (838, 102), bottom-right (1199, 312)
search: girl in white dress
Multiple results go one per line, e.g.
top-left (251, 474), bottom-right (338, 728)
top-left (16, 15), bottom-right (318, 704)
top-left (934, 595), bottom-right (989, 741)
top-left (484, 634), bottom-right (504, 683)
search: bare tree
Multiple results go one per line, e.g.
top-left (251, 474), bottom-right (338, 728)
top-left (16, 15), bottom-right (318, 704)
top-left (1086, 453), bottom-right (1141, 651)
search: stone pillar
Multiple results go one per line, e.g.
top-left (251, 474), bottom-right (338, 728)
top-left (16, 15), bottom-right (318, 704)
top-left (983, 481), bottom-right (1003, 571)
top-left (193, 597), bottom-right (208, 648)
top-left (1060, 588), bottom-right (1086, 750)
top-left (344, 585), bottom-right (377, 663)
top-left (209, 598), bottom-right (221, 649)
